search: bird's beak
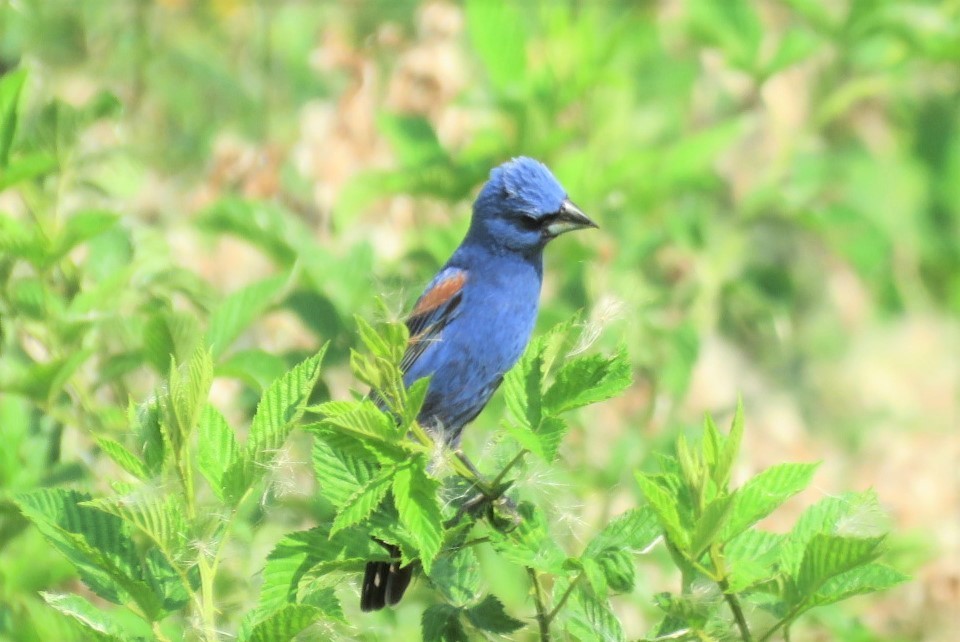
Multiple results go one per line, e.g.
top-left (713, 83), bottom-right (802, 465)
top-left (546, 199), bottom-right (598, 237)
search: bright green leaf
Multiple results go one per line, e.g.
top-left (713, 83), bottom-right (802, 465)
top-left (96, 437), bottom-right (148, 481)
top-left (197, 404), bottom-right (242, 502)
top-left (330, 465), bottom-right (394, 534)
top-left (635, 473), bottom-right (689, 550)
top-left (243, 605), bottom-right (323, 642)
top-left (392, 460), bottom-right (443, 574)
top-left (465, 594), bottom-right (524, 634)
top-left (796, 534), bottom-right (884, 597)
top-left (543, 347), bottom-right (632, 415)
top-left (0, 68), bottom-right (27, 168)
top-left (723, 462), bottom-right (819, 540)
top-left (247, 346), bottom-right (327, 468)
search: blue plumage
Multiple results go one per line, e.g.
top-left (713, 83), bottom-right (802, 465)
top-left (361, 157), bottom-right (596, 611)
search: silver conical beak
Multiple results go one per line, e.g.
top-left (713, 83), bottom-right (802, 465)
top-left (546, 199), bottom-right (598, 237)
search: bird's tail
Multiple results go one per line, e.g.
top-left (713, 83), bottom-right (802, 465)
top-left (360, 542), bottom-right (413, 611)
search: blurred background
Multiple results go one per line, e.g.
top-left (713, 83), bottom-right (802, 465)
top-left (0, 0), bottom-right (957, 640)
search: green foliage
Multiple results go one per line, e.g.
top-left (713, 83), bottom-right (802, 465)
top-left (635, 405), bottom-right (907, 641)
top-left (0, 0), bottom-right (939, 639)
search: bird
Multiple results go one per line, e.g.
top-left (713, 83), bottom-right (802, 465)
top-left (360, 156), bottom-right (597, 612)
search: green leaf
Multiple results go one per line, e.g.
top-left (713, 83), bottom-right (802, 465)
top-left (536, 416), bottom-right (569, 463)
top-left (243, 605), bottom-right (323, 642)
top-left (723, 462), bottom-right (819, 540)
top-left (206, 275), bottom-right (287, 358)
top-left (355, 315), bottom-right (407, 364)
top-left (543, 347), bottom-right (632, 415)
top-left (133, 399), bottom-right (166, 476)
top-left (724, 529), bottom-right (783, 592)
top-left (796, 534), bottom-right (884, 597)
top-left (160, 346), bottom-right (214, 457)
top-left (330, 465), bottom-right (394, 534)
top-left (198, 197), bottom-right (308, 266)
top-left (702, 413), bottom-right (722, 470)
top-left (488, 502), bottom-right (566, 573)
top-left (96, 437), bottom-right (148, 481)
top-left (217, 349), bottom-right (289, 391)
top-left (378, 114), bottom-right (446, 167)
top-left (0, 150), bottom-right (58, 191)
top-left (392, 460), bottom-right (443, 574)
top-left (247, 346), bottom-right (327, 468)
top-left (83, 492), bottom-right (188, 563)
top-left (256, 526), bottom-right (374, 618)
top-left (805, 563), bottom-right (908, 609)
top-left (402, 376), bottom-right (431, 429)
top-left (714, 398), bottom-right (744, 489)
top-left (314, 399), bottom-right (400, 444)
top-left (0, 68), bottom-right (27, 168)
top-left (502, 338), bottom-right (544, 431)
top-left (688, 0), bottom-right (762, 72)
top-left (49, 210), bottom-right (119, 265)
top-left (465, 0), bottom-right (527, 92)
top-left (143, 310), bottom-right (202, 373)
top-left (429, 547), bottom-right (482, 608)
top-left (465, 594), bottom-right (524, 634)
top-left (635, 473), bottom-right (689, 550)
top-left (422, 604), bottom-right (468, 642)
top-left (594, 550), bottom-right (635, 594)
top-left (197, 404), bottom-right (243, 502)
top-left (41, 592), bottom-right (134, 642)
top-left (585, 507), bottom-right (660, 555)
top-left (13, 489), bottom-right (165, 619)
top-left (779, 491), bottom-right (886, 576)
top-left (311, 431), bottom-right (378, 508)
top-left (690, 494), bottom-right (735, 558)
top-left (566, 583), bottom-right (624, 642)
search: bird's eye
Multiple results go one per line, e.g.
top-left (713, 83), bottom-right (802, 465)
top-left (519, 216), bottom-right (542, 231)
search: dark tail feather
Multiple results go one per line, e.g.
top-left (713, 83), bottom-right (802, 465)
top-left (360, 543), bottom-right (413, 611)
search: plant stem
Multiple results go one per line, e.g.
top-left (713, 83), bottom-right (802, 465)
top-left (197, 556), bottom-right (219, 642)
top-left (719, 578), bottom-right (752, 642)
top-left (757, 607), bottom-right (803, 642)
top-left (527, 567), bottom-right (551, 642)
top-left (151, 621), bottom-right (172, 642)
top-left (710, 547), bottom-right (752, 642)
top-left (545, 572), bottom-right (583, 624)
top-left (491, 449), bottom-right (528, 489)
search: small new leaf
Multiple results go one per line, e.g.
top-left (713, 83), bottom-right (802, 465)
top-left (96, 437), bottom-right (148, 481)
top-left (197, 404), bottom-right (241, 502)
top-left (690, 493), bottom-right (734, 559)
top-left (635, 473), bottom-right (690, 550)
top-left (714, 398), bottom-right (744, 489)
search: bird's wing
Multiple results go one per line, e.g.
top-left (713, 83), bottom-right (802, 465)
top-left (400, 267), bottom-right (467, 374)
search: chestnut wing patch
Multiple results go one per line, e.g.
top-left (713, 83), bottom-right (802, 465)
top-left (401, 269), bottom-right (467, 374)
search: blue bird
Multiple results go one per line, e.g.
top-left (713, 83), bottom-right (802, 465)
top-left (361, 157), bottom-right (596, 611)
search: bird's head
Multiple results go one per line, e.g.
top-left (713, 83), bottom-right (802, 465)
top-left (468, 157), bottom-right (597, 253)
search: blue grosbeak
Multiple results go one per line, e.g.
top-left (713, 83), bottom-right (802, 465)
top-left (361, 157), bottom-right (596, 611)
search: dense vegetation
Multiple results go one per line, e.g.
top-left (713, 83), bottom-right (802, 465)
top-left (1, 1), bottom-right (955, 641)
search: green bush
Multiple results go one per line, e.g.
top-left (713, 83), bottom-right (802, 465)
top-left (2, 0), bottom-right (952, 639)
